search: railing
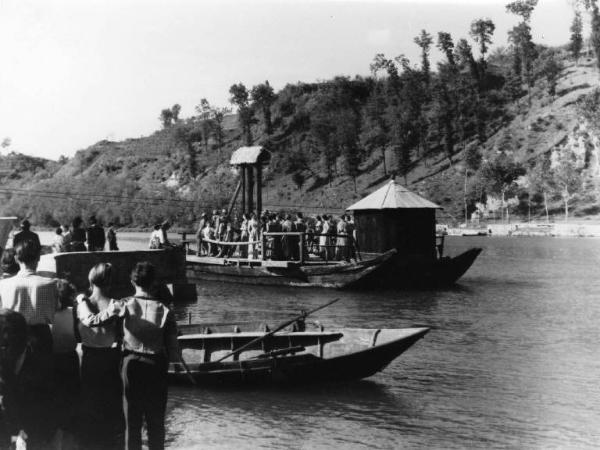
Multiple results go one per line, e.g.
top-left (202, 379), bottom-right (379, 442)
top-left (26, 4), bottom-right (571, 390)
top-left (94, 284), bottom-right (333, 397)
top-left (195, 231), bottom-right (358, 264)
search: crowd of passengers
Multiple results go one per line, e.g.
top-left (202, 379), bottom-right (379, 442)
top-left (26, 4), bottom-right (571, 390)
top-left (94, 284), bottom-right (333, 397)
top-left (193, 209), bottom-right (358, 262)
top-left (0, 237), bottom-right (178, 450)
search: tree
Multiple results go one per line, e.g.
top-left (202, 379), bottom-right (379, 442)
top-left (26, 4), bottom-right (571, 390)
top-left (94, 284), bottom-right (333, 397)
top-left (455, 38), bottom-right (479, 81)
top-left (210, 106), bottom-right (230, 165)
top-left (551, 147), bottom-right (583, 220)
top-left (414, 30), bottom-right (433, 86)
top-left (171, 104), bottom-right (181, 122)
top-left (360, 83), bottom-right (389, 176)
top-left (174, 125), bottom-right (202, 179)
top-left (195, 98), bottom-right (213, 153)
top-left (159, 109), bottom-right (174, 128)
top-left (536, 50), bottom-right (563, 97)
top-left (1, 137), bottom-right (10, 149)
top-left (527, 154), bottom-right (552, 222)
top-left (437, 32), bottom-right (456, 66)
top-left (508, 22), bottom-right (537, 101)
top-left (229, 83), bottom-right (255, 145)
top-left (463, 143), bottom-right (482, 223)
top-left (481, 151), bottom-right (526, 221)
top-left (589, 1), bottom-right (600, 74)
top-left (569, 10), bottom-right (584, 64)
top-left (469, 18), bottom-right (496, 68)
top-left (505, 0), bottom-right (538, 22)
top-left (506, 0), bottom-right (538, 93)
top-left (251, 81), bottom-right (276, 135)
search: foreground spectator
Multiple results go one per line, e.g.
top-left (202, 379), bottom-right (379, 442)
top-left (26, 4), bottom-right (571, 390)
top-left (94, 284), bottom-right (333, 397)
top-left (0, 247), bottom-right (19, 278)
top-left (77, 262), bottom-right (125, 450)
top-left (87, 216), bottom-right (106, 251)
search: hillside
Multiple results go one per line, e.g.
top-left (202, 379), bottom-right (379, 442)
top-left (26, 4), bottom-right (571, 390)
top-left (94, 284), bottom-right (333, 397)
top-left (2, 48), bottom-right (600, 228)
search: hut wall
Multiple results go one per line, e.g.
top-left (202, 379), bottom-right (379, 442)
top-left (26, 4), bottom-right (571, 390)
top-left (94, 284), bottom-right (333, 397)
top-left (354, 209), bottom-right (436, 260)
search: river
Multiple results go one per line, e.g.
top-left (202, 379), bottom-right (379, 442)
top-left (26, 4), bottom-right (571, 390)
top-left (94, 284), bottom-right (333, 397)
top-left (37, 233), bottom-right (600, 448)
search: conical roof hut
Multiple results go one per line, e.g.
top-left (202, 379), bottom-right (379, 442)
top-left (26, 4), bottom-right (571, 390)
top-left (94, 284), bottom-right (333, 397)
top-left (347, 180), bottom-right (441, 259)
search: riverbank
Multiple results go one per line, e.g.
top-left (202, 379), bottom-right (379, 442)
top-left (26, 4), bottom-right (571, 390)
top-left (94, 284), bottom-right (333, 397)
top-left (446, 221), bottom-right (600, 237)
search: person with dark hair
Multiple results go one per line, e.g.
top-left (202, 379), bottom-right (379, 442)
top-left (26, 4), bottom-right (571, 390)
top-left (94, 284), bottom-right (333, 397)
top-left (0, 247), bottom-right (19, 278)
top-left (78, 262), bottom-right (179, 450)
top-left (70, 216), bottom-right (87, 252)
top-left (295, 213), bottom-right (307, 261)
top-left (121, 262), bottom-right (179, 450)
top-left (0, 308), bottom-right (58, 447)
top-left (281, 214), bottom-right (295, 261)
top-left (52, 226), bottom-right (66, 253)
top-left (106, 222), bottom-right (119, 251)
top-left (76, 263), bottom-right (125, 449)
top-left (12, 219), bottom-right (41, 251)
top-left (0, 239), bottom-right (58, 430)
top-left (52, 279), bottom-right (80, 440)
top-left (87, 216), bottom-right (106, 251)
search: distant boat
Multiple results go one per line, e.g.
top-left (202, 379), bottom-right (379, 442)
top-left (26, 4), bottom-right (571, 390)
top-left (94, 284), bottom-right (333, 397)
top-left (169, 323), bottom-right (429, 385)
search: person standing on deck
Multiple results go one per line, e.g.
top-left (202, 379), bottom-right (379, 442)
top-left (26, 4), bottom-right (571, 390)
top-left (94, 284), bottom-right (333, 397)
top-left (345, 214), bottom-right (356, 261)
top-left (62, 224), bottom-right (72, 251)
top-left (335, 215), bottom-right (349, 261)
top-left (319, 215), bottom-right (329, 260)
top-left (87, 216), bottom-right (106, 251)
top-left (247, 213), bottom-right (259, 259)
top-left (281, 215), bottom-right (295, 261)
top-left (13, 219), bottom-right (41, 252)
top-left (294, 213), bottom-right (307, 261)
top-left (107, 222), bottom-right (119, 251)
top-left (238, 214), bottom-right (249, 258)
top-left (52, 226), bottom-right (66, 253)
top-left (149, 224), bottom-right (162, 249)
top-left (70, 217), bottom-right (87, 252)
top-left (195, 213), bottom-right (207, 256)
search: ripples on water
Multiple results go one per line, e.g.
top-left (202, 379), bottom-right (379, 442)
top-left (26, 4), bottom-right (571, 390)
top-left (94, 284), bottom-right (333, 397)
top-left (43, 233), bottom-right (600, 448)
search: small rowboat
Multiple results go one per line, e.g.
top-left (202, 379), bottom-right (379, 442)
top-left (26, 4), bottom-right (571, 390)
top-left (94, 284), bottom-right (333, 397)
top-left (169, 325), bottom-right (429, 385)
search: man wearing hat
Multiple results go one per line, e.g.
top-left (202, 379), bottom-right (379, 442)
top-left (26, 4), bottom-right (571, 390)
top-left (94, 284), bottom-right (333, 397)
top-left (86, 216), bottom-right (106, 251)
top-left (12, 219), bottom-right (41, 251)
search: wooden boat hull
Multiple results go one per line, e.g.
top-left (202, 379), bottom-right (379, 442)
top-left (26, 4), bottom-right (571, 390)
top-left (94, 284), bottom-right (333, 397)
top-left (185, 249), bottom-right (397, 289)
top-left (169, 327), bottom-right (429, 386)
top-left (357, 248), bottom-right (482, 288)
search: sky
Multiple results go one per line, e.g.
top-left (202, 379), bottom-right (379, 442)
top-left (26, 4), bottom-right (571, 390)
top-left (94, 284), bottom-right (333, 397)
top-left (0, 0), bottom-right (578, 160)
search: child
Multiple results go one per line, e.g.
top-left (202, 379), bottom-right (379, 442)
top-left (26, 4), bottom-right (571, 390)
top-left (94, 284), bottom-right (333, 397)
top-left (52, 227), bottom-right (65, 253)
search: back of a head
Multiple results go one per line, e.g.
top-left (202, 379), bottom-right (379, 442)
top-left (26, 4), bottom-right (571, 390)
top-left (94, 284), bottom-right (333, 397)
top-left (72, 216), bottom-right (83, 229)
top-left (131, 261), bottom-right (155, 291)
top-left (89, 216), bottom-right (97, 225)
top-left (0, 248), bottom-right (19, 276)
top-left (55, 227), bottom-right (63, 235)
top-left (20, 220), bottom-right (31, 231)
top-left (56, 279), bottom-right (76, 309)
top-left (88, 262), bottom-right (113, 290)
top-left (14, 240), bottom-right (40, 266)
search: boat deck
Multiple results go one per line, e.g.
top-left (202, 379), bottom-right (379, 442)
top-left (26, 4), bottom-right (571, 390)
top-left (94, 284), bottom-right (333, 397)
top-left (186, 255), bottom-right (349, 268)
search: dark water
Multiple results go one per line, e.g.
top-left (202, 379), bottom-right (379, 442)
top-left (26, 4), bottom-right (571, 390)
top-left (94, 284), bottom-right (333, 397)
top-left (163, 237), bottom-right (599, 448)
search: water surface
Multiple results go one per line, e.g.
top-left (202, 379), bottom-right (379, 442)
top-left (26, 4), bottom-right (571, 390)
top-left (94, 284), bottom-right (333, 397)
top-left (39, 233), bottom-right (600, 448)
top-left (162, 237), bottom-right (600, 449)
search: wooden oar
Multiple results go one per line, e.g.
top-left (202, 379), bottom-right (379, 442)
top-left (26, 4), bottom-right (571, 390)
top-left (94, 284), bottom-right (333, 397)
top-left (178, 353), bottom-right (197, 386)
top-left (214, 297), bottom-right (341, 363)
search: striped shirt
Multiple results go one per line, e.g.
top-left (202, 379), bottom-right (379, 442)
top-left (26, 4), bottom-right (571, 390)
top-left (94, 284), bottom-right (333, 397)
top-left (0, 268), bottom-right (59, 325)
